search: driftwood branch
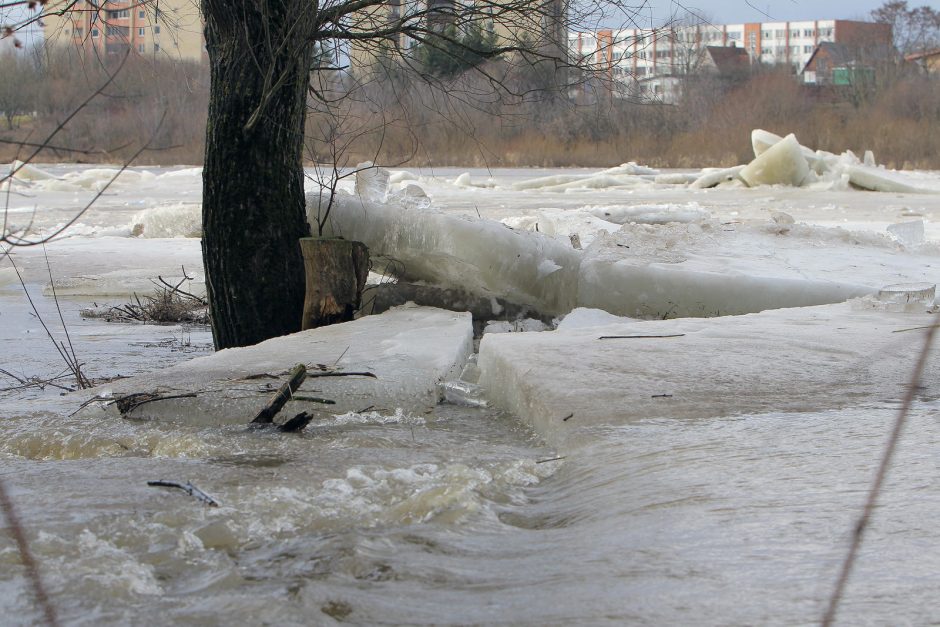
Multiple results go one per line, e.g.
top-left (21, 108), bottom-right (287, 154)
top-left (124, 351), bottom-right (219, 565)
top-left (305, 371), bottom-right (376, 379)
top-left (147, 481), bottom-right (220, 507)
top-left (598, 334), bottom-right (686, 340)
top-left (115, 392), bottom-right (198, 417)
top-left (251, 364), bottom-right (307, 424)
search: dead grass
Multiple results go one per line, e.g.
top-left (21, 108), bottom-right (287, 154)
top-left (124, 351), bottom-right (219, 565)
top-left (5, 55), bottom-right (940, 169)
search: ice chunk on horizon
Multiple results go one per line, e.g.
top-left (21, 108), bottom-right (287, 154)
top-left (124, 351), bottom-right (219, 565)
top-left (689, 166), bottom-right (745, 189)
top-left (511, 162), bottom-right (658, 191)
top-left (354, 162), bottom-right (390, 202)
top-left (740, 134), bottom-right (810, 187)
top-left (131, 203), bottom-right (202, 238)
top-left (9, 159), bottom-right (58, 181)
top-left (844, 164), bottom-right (932, 194)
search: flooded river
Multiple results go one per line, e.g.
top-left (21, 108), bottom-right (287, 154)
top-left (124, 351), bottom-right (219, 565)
top-left (3, 296), bottom-right (939, 624)
top-left (3, 165), bottom-right (940, 624)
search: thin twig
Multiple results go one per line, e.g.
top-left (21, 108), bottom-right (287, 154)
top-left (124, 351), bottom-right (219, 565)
top-left (821, 321), bottom-right (940, 626)
top-left (4, 251), bottom-right (89, 389)
top-left (42, 239), bottom-right (89, 388)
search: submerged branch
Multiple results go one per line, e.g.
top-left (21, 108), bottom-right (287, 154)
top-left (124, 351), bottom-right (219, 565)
top-left (146, 481), bottom-right (220, 507)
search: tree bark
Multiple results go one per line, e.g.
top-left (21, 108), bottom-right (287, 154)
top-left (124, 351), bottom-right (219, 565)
top-left (201, 0), bottom-right (315, 349)
top-left (300, 237), bottom-right (370, 329)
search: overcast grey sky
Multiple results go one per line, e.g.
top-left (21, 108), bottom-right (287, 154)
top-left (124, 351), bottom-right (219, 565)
top-left (634, 0), bottom-right (940, 25)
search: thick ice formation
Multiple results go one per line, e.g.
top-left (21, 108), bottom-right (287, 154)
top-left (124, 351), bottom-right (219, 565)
top-left (77, 305), bottom-right (473, 425)
top-left (314, 191), bottom-right (582, 316)
top-left (311, 176), bottom-right (940, 320)
top-left (740, 129), bottom-right (932, 193)
top-left (354, 161), bottom-right (390, 202)
top-left (739, 134), bottom-right (810, 187)
top-left (478, 302), bottom-right (940, 449)
top-left (131, 203), bottom-right (203, 238)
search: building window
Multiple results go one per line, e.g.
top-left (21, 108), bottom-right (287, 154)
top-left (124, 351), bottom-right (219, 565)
top-left (804, 45), bottom-right (813, 53)
top-left (106, 25), bottom-right (129, 37)
top-left (138, 43), bottom-right (145, 52)
top-left (154, 43), bottom-right (160, 52)
top-left (92, 28), bottom-right (99, 37)
top-left (803, 29), bottom-right (814, 37)
top-left (775, 29), bottom-right (786, 38)
top-left (762, 30), bottom-right (771, 39)
top-left (138, 27), bottom-right (145, 36)
top-left (820, 28), bottom-right (832, 37)
top-left (154, 25), bottom-right (161, 34)
top-left (106, 9), bottom-right (129, 19)
top-left (139, 10), bottom-right (146, 18)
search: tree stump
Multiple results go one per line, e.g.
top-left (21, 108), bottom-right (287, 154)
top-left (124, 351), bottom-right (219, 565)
top-left (299, 237), bottom-right (370, 330)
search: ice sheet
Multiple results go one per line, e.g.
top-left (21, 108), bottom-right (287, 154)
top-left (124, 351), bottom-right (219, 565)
top-left (76, 304), bottom-right (473, 425)
top-left (478, 302), bottom-right (940, 449)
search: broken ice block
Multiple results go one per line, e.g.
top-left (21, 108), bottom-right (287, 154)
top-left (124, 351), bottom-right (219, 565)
top-left (740, 134), bottom-right (810, 188)
top-left (886, 220), bottom-right (925, 246)
top-left (845, 165), bottom-right (930, 194)
top-left (876, 283), bottom-right (936, 313)
top-left (689, 165), bottom-right (745, 189)
top-left (354, 162), bottom-right (390, 202)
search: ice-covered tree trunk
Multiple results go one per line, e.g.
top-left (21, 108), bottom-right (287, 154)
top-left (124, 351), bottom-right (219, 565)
top-left (201, 0), bottom-right (314, 349)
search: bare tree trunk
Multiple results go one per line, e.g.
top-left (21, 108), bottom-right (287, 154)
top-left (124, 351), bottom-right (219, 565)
top-left (201, 0), bottom-right (314, 349)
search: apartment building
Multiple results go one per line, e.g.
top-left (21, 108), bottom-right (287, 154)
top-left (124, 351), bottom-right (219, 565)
top-left (570, 19), bottom-right (891, 99)
top-left (42, 0), bottom-right (204, 62)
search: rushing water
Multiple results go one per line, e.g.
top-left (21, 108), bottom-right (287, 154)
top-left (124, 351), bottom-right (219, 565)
top-left (3, 299), bottom-right (940, 625)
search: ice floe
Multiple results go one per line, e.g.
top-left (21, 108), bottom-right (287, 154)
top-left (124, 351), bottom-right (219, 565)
top-left (478, 302), bottom-right (940, 448)
top-left (76, 304), bottom-right (473, 425)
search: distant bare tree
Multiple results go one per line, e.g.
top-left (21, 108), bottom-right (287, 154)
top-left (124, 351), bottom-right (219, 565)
top-left (871, 1), bottom-right (940, 56)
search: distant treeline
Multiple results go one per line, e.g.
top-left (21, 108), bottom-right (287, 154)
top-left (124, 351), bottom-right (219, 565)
top-left (3, 49), bottom-right (940, 170)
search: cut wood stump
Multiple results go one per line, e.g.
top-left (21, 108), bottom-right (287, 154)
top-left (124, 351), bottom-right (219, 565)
top-left (299, 237), bottom-right (369, 330)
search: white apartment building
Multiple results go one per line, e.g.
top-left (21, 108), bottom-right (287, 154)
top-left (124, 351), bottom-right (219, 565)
top-left (569, 19), bottom-right (891, 99)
